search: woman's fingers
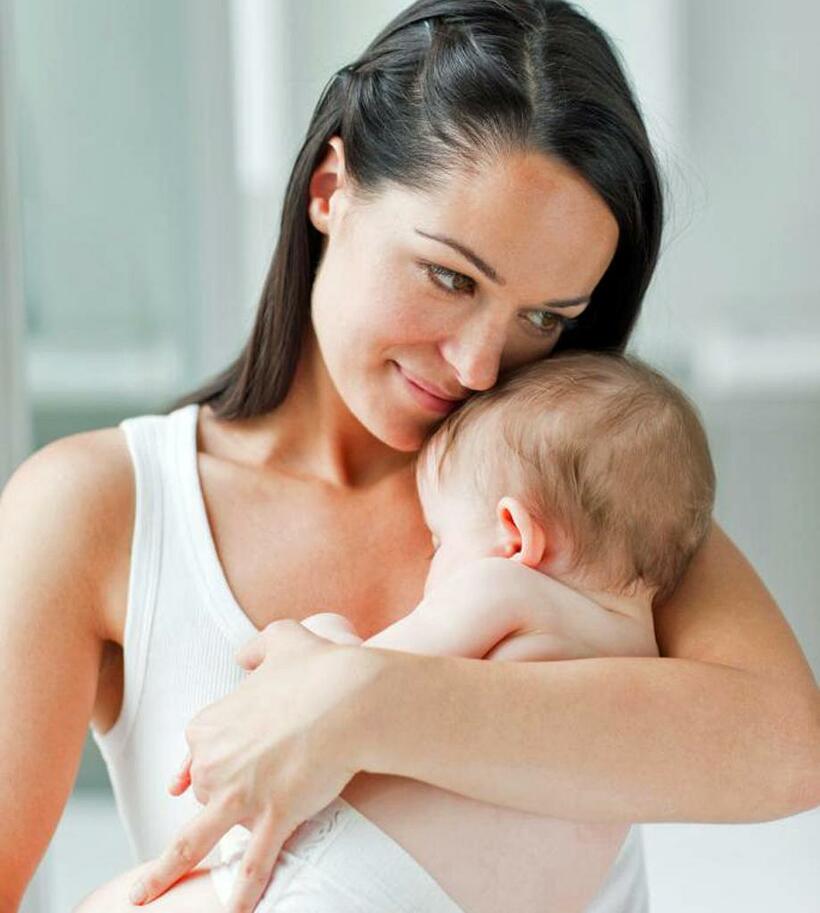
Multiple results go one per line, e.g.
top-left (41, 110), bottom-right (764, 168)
top-left (167, 751), bottom-right (192, 795)
top-left (137, 620), bottom-right (367, 909)
top-left (128, 800), bottom-right (233, 905)
top-left (225, 813), bottom-right (290, 913)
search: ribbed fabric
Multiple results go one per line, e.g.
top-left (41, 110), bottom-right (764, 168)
top-left (90, 402), bottom-right (650, 911)
top-left (90, 403), bottom-right (257, 863)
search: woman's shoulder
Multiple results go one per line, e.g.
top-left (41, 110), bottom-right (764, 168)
top-left (4, 424), bottom-right (135, 520)
top-left (1, 424), bottom-right (135, 643)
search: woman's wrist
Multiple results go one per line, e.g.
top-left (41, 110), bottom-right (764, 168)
top-left (345, 642), bottom-right (475, 781)
top-left (338, 640), bottom-right (436, 777)
top-left (326, 641), bottom-right (403, 775)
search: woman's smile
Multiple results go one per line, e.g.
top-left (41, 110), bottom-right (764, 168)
top-left (392, 361), bottom-right (464, 415)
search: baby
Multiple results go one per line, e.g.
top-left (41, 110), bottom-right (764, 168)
top-left (210, 350), bottom-right (716, 913)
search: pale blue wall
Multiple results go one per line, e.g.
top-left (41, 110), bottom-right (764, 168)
top-left (14, 0), bottom-right (197, 353)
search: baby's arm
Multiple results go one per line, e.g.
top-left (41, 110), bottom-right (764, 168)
top-left (302, 593), bottom-right (516, 659)
top-left (304, 559), bottom-right (657, 662)
top-left (362, 591), bottom-right (519, 658)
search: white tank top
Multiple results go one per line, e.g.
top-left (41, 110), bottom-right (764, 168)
top-left (90, 402), bottom-right (650, 910)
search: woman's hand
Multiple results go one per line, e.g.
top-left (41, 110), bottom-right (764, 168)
top-left (128, 618), bottom-right (379, 913)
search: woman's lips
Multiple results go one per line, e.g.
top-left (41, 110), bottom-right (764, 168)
top-left (393, 363), bottom-right (462, 415)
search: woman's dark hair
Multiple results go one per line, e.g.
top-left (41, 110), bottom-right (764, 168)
top-left (168, 0), bottom-right (664, 419)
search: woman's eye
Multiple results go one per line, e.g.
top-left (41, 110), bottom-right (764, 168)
top-left (524, 311), bottom-right (561, 333)
top-left (523, 310), bottom-right (580, 337)
top-left (420, 260), bottom-right (580, 338)
top-left (421, 262), bottom-right (476, 297)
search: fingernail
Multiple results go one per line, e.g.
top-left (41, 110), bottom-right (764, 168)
top-left (129, 880), bottom-right (147, 904)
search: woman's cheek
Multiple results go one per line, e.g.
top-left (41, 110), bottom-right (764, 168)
top-left (384, 284), bottom-right (449, 343)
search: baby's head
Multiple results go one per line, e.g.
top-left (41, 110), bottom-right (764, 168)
top-left (415, 351), bottom-right (716, 608)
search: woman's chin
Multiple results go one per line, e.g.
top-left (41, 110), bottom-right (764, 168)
top-left (367, 412), bottom-right (433, 453)
top-left (378, 425), bottom-right (427, 453)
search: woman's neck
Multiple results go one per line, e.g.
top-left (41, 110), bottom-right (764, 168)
top-left (209, 334), bottom-right (416, 490)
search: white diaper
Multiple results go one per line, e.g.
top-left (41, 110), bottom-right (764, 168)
top-left (210, 795), bottom-right (465, 912)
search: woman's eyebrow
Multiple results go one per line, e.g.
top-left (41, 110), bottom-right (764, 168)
top-left (415, 227), bottom-right (505, 283)
top-left (413, 227), bottom-right (590, 310)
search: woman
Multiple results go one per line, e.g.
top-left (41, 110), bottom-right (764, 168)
top-left (2, 2), bottom-right (817, 912)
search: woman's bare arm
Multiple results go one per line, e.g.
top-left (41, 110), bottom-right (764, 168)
top-left (0, 431), bottom-right (130, 909)
top-left (355, 521), bottom-right (820, 824)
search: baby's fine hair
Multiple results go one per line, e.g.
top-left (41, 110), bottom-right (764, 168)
top-left (419, 351), bottom-right (716, 606)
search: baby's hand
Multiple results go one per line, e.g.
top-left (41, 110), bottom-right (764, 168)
top-left (300, 612), bottom-right (364, 645)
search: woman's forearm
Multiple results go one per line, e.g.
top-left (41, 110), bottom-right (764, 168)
top-left (352, 648), bottom-right (819, 824)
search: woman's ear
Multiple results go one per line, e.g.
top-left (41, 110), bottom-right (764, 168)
top-left (495, 496), bottom-right (546, 569)
top-left (308, 136), bottom-right (348, 235)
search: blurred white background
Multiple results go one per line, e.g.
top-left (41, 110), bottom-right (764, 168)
top-left (1, 1), bottom-right (817, 910)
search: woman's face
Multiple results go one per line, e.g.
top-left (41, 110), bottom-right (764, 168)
top-left (307, 137), bottom-right (619, 452)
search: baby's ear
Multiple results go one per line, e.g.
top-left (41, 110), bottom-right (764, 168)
top-left (495, 497), bottom-right (571, 574)
top-left (496, 497), bottom-right (546, 568)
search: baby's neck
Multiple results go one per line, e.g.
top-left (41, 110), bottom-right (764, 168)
top-left (550, 572), bottom-right (657, 629)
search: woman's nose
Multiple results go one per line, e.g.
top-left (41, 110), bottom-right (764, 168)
top-left (439, 310), bottom-right (508, 392)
